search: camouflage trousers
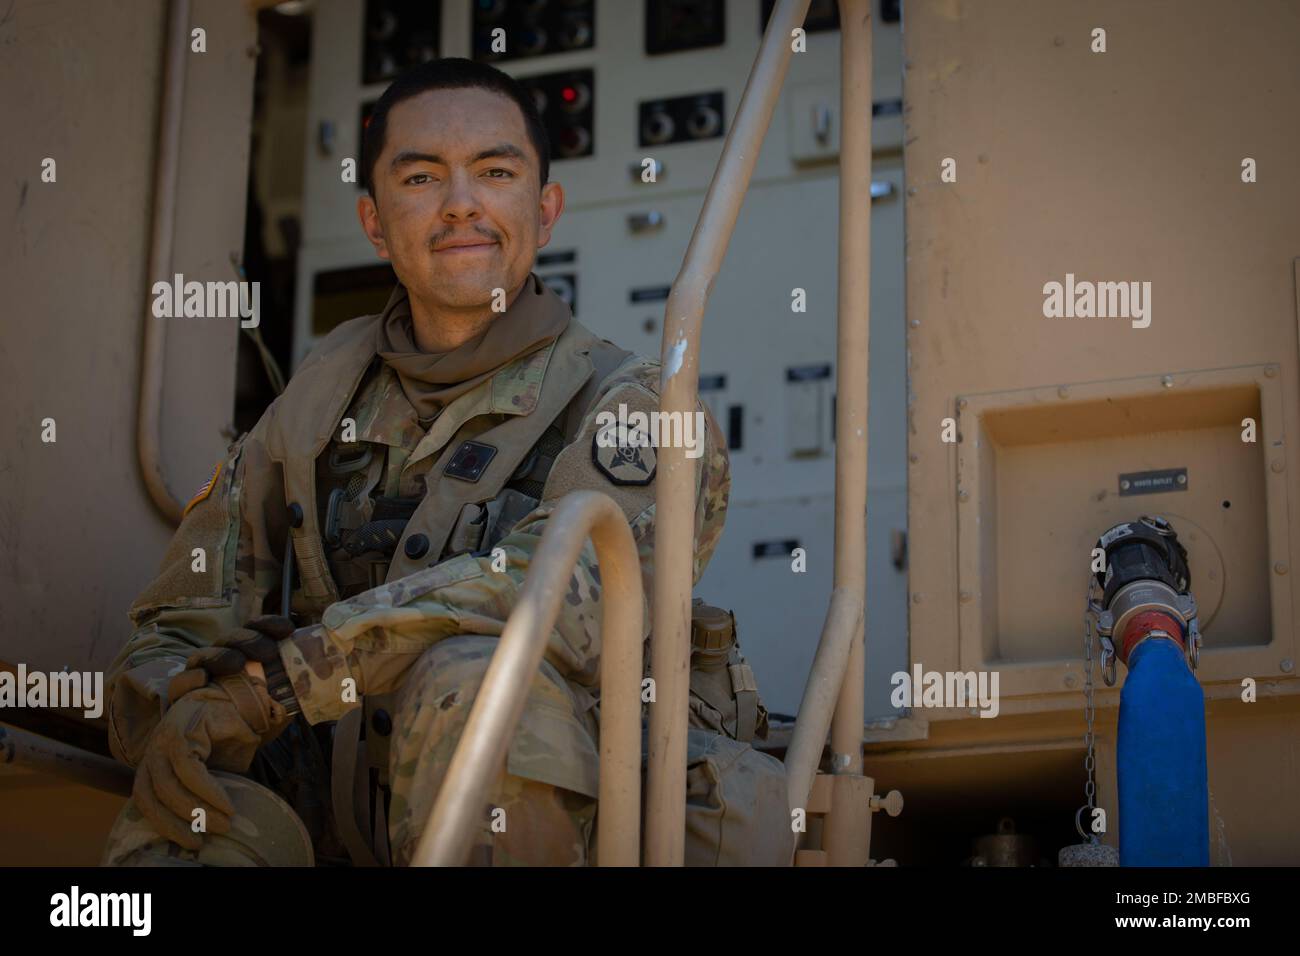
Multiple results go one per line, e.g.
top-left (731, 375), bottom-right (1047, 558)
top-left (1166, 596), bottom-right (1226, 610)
top-left (386, 634), bottom-right (600, 866)
top-left (103, 635), bottom-right (601, 867)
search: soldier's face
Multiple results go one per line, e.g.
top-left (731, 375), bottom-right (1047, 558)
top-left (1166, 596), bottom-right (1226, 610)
top-left (359, 87), bottom-right (563, 311)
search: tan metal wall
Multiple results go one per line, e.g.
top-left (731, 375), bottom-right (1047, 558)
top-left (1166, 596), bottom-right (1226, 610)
top-left (889, 0), bottom-right (1300, 863)
top-left (0, 0), bottom-right (257, 674)
top-left (903, 0), bottom-right (1299, 708)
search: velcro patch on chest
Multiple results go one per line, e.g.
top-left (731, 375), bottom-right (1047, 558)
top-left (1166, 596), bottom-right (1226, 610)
top-left (443, 440), bottom-right (498, 482)
top-left (592, 424), bottom-right (657, 486)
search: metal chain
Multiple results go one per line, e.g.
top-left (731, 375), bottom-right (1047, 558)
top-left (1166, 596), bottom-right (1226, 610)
top-left (1076, 577), bottom-right (1103, 844)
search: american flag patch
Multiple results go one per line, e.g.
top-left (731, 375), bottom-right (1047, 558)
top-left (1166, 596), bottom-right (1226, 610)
top-left (183, 461), bottom-right (223, 517)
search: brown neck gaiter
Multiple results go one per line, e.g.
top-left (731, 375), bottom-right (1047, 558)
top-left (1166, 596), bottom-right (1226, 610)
top-left (377, 273), bottom-right (571, 425)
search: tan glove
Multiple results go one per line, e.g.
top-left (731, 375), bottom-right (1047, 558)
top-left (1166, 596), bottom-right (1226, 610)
top-left (132, 668), bottom-right (292, 850)
top-left (174, 615), bottom-right (298, 685)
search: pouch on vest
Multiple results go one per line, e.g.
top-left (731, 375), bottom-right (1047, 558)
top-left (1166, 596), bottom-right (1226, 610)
top-left (687, 600), bottom-right (769, 743)
top-left (328, 494), bottom-right (422, 595)
top-left (683, 729), bottom-right (794, 866)
top-left (628, 726), bottom-right (793, 867)
top-left (437, 425), bottom-right (565, 562)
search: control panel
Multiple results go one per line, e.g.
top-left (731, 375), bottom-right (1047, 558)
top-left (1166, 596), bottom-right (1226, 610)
top-left (638, 91), bottom-right (725, 148)
top-left (472, 0), bottom-right (596, 62)
top-left (363, 0), bottom-right (441, 84)
top-left (518, 69), bottom-right (595, 160)
top-left (645, 0), bottom-right (725, 55)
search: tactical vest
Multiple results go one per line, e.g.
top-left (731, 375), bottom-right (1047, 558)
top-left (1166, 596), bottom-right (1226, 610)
top-left (261, 312), bottom-right (630, 866)
top-left (264, 314), bottom-right (632, 615)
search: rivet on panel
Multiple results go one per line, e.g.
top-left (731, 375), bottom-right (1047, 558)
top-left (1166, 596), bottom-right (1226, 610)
top-left (959, 590), bottom-right (973, 603)
top-left (909, 318), bottom-right (920, 328)
top-left (911, 593), bottom-right (923, 604)
top-left (1064, 674), bottom-right (1077, 688)
top-left (957, 398), bottom-right (968, 410)
top-left (909, 453), bottom-right (920, 463)
top-left (1281, 659), bottom-right (1295, 673)
top-left (1275, 562), bottom-right (1289, 575)
top-left (1057, 386), bottom-right (1069, 399)
top-left (1271, 460), bottom-right (1285, 474)
top-left (958, 489), bottom-right (969, 502)
top-left (1265, 365), bottom-right (1278, 378)
top-left (1161, 375), bottom-right (1174, 388)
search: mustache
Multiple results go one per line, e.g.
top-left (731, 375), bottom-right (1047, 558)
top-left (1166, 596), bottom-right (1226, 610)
top-left (429, 227), bottom-right (500, 249)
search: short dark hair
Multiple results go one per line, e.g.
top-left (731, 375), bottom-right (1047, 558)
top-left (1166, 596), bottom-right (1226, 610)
top-left (362, 57), bottom-right (550, 198)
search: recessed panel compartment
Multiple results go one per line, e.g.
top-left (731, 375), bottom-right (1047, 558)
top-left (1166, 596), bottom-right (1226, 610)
top-left (955, 368), bottom-right (1293, 696)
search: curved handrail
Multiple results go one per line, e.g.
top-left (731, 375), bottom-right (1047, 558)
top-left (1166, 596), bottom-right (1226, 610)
top-left (137, 0), bottom-right (190, 524)
top-left (411, 490), bottom-right (645, 867)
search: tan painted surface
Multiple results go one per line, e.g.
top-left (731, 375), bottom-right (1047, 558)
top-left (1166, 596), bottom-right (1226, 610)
top-left (0, 0), bottom-right (256, 674)
top-left (894, 0), bottom-right (1300, 863)
top-left (0, 767), bottom-right (126, 866)
top-left (903, 0), bottom-right (1299, 700)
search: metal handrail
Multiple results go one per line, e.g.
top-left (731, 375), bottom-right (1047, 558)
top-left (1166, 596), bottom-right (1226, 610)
top-left (785, 0), bottom-right (873, 825)
top-left (0, 722), bottom-right (134, 796)
top-left (645, 0), bottom-right (814, 868)
top-left (784, 588), bottom-right (864, 815)
top-left (411, 491), bottom-right (645, 867)
top-left (137, 0), bottom-right (191, 524)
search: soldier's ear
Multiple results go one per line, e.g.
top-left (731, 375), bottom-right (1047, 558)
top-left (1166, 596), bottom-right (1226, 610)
top-left (536, 181), bottom-right (564, 250)
top-left (357, 194), bottom-right (391, 261)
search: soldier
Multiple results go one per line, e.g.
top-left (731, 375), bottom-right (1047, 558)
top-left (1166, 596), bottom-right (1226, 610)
top-left (102, 57), bottom-right (731, 867)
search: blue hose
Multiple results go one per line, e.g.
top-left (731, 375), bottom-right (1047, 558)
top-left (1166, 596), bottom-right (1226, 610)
top-left (1117, 637), bottom-right (1210, 865)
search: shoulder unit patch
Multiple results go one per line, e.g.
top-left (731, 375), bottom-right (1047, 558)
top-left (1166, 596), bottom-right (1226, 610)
top-left (592, 424), bottom-right (657, 486)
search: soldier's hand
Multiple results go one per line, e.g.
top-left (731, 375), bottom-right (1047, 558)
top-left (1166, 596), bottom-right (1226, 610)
top-left (133, 666), bottom-right (293, 850)
top-left (168, 615), bottom-right (298, 691)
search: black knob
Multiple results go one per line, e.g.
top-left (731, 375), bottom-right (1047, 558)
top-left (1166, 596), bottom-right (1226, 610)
top-left (371, 708), bottom-right (392, 737)
top-left (404, 533), bottom-right (429, 559)
top-left (288, 503), bottom-right (304, 528)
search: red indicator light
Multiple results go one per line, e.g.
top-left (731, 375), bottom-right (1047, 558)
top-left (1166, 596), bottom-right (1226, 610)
top-left (561, 86), bottom-right (577, 102)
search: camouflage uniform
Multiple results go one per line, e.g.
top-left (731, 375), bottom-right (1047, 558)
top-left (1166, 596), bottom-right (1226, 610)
top-left (104, 274), bottom-right (730, 866)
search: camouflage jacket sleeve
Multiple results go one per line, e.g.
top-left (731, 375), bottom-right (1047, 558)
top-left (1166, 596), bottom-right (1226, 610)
top-left (279, 358), bottom-right (731, 725)
top-left (104, 417), bottom-right (290, 766)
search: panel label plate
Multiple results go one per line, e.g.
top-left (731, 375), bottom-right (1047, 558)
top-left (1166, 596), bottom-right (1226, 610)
top-left (1118, 468), bottom-right (1187, 496)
